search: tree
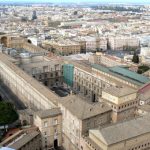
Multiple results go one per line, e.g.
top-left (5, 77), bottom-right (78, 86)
top-left (0, 101), bottom-right (18, 126)
top-left (51, 47), bottom-right (56, 53)
top-left (73, 11), bottom-right (78, 15)
top-left (132, 52), bottom-right (139, 64)
top-left (137, 69), bottom-right (143, 74)
top-left (137, 65), bottom-right (149, 74)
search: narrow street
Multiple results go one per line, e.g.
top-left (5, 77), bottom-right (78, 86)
top-left (0, 82), bottom-right (26, 110)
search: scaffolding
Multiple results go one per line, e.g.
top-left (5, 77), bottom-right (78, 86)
top-left (63, 64), bottom-right (74, 87)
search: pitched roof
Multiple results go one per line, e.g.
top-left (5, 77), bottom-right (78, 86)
top-left (9, 131), bottom-right (39, 149)
top-left (90, 115), bottom-right (150, 145)
top-left (36, 108), bottom-right (62, 119)
top-left (92, 64), bottom-right (150, 86)
top-left (60, 95), bottom-right (111, 120)
top-left (110, 66), bottom-right (150, 84)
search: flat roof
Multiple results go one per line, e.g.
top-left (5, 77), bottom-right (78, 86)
top-left (103, 86), bottom-right (136, 97)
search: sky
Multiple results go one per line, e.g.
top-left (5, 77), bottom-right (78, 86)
top-left (0, 0), bottom-right (149, 4)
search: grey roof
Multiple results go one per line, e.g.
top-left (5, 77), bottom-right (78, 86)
top-left (90, 115), bottom-right (150, 145)
top-left (61, 95), bottom-right (111, 120)
top-left (139, 105), bottom-right (150, 112)
top-left (9, 131), bottom-right (39, 150)
top-left (103, 86), bottom-right (136, 97)
top-left (36, 108), bottom-right (62, 119)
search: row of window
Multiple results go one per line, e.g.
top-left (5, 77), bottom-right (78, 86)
top-left (44, 119), bottom-right (58, 127)
top-left (112, 101), bottom-right (138, 110)
top-left (129, 142), bottom-right (150, 150)
top-left (37, 72), bottom-right (60, 79)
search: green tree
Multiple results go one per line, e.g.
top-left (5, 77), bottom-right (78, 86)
top-left (137, 65), bottom-right (149, 74)
top-left (73, 11), bottom-right (78, 15)
top-left (0, 101), bottom-right (18, 126)
top-left (51, 47), bottom-right (56, 53)
top-left (132, 53), bottom-right (139, 64)
top-left (137, 69), bottom-right (143, 74)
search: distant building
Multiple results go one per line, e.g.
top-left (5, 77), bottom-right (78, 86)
top-left (0, 128), bottom-right (41, 150)
top-left (91, 52), bottom-right (127, 67)
top-left (32, 11), bottom-right (37, 20)
top-left (0, 148), bottom-right (15, 150)
top-left (108, 36), bottom-right (139, 50)
top-left (44, 40), bottom-right (81, 55)
top-left (141, 47), bottom-right (150, 56)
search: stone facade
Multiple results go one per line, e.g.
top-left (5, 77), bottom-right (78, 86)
top-left (1, 128), bottom-right (42, 150)
top-left (102, 86), bottom-right (138, 123)
top-left (43, 40), bottom-right (81, 55)
top-left (85, 115), bottom-right (150, 150)
top-left (34, 108), bottom-right (62, 149)
top-left (20, 60), bottom-right (63, 88)
top-left (73, 66), bottom-right (109, 102)
top-left (0, 54), bottom-right (57, 110)
top-left (58, 95), bottom-right (111, 150)
top-left (0, 35), bottom-right (46, 53)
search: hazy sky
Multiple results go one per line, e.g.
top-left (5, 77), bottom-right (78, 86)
top-left (0, 0), bottom-right (149, 3)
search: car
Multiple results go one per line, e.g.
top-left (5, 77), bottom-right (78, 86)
top-left (55, 90), bottom-right (68, 97)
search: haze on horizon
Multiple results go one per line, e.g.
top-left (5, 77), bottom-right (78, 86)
top-left (0, 0), bottom-right (149, 4)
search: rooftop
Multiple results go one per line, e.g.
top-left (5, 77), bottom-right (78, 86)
top-left (110, 66), bottom-right (150, 84)
top-left (36, 108), bottom-right (62, 119)
top-left (90, 114), bottom-right (150, 145)
top-left (8, 131), bottom-right (39, 150)
top-left (103, 86), bottom-right (136, 97)
top-left (92, 64), bottom-right (150, 86)
top-left (60, 95), bottom-right (111, 120)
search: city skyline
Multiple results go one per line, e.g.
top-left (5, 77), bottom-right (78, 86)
top-left (1, 1), bottom-right (150, 150)
top-left (0, 0), bottom-right (150, 4)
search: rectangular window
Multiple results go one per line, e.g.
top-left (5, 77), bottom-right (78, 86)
top-left (44, 121), bottom-right (48, 127)
top-left (53, 119), bottom-right (58, 125)
top-left (44, 132), bottom-right (47, 136)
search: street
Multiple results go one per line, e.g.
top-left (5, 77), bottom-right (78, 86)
top-left (0, 81), bottom-right (26, 110)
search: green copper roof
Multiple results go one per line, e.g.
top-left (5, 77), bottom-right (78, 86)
top-left (92, 64), bottom-right (150, 86)
top-left (110, 66), bottom-right (150, 84)
top-left (92, 64), bottom-right (110, 73)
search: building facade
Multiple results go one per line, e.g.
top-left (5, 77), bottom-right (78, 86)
top-left (108, 36), bottom-right (139, 51)
top-left (1, 128), bottom-right (41, 150)
top-left (34, 108), bottom-right (62, 149)
top-left (102, 86), bottom-right (138, 122)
